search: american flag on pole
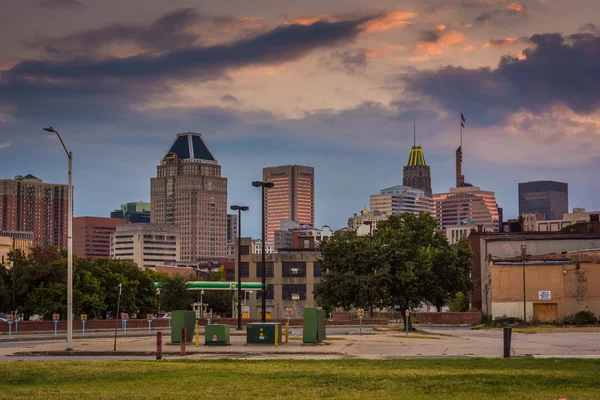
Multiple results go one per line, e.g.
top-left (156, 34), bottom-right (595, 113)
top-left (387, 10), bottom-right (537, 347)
top-left (461, 113), bottom-right (466, 128)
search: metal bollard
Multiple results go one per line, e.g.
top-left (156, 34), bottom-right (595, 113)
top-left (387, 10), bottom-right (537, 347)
top-left (156, 332), bottom-right (163, 360)
top-left (180, 328), bottom-right (186, 356)
top-left (503, 327), bottom-right (512, 358)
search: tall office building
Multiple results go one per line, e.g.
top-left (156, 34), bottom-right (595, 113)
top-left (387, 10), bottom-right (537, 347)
top-left (0, 174), bottom-right (68, 248)
top-left (518, 181), bottom-right (568, 220)
top-left (227, 214), bottom-right (238, 244)
top-left (73, 216), bottom-right (126, 258)
top-left (403, 123), bottom-right (432, 197)
top-left (434, 187), bottom-right (500, 232)
top-left (370, 185), bottom-right (433, 216)
top-left (263, 165), bottom-right (314, 242)
top-left (150, 132), bottom-right (228, 261)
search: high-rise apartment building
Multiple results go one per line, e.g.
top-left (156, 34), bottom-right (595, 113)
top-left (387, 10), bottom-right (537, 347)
top-left (0, 174), bottom-right (68, 248)
top-left (434, 186), bottom-right (500, 232)
top-left (227, 214), bottom-right (238, 244)
top-left (73, 216), bottom-right (126, 258)
top-left (263, 165), bottom-right (314, 242)
top-left (370, 185), bottom-right (433, 216)
top-left (518, 181), bottom-right (568, 220)
top-left (110, 223), bottom-right (180, 269)
top-left (111, 201), bottom-right (150, 223)
top-left (150, 133), bottom-right (228, 261)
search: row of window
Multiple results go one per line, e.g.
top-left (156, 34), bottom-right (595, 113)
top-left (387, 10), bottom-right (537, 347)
top-left (237, 262), bottom-right (320, 278)
top-left (255, 284), bottom-right (309, 300)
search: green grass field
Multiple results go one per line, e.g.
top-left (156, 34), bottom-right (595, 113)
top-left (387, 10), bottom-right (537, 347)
top-left (0, 359), bottom-right (598, 399)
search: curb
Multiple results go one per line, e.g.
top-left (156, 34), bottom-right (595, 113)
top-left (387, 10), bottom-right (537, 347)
top-left (12, 350), bottom-right (344, 357)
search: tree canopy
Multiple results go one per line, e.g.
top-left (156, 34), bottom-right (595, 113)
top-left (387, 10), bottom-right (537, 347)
top-left (315, 213), bottom-right (474, 327)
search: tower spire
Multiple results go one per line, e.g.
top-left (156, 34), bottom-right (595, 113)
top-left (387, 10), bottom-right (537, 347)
top-left (413, 118), bottom-right (416, 148)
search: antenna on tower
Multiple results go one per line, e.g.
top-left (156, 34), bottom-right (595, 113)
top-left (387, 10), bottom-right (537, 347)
top-left (413, 118), bottom-right (416, 148)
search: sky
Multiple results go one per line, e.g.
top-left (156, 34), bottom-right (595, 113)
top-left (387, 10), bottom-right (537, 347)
top-left (2, 0), bottom-right (600, 238)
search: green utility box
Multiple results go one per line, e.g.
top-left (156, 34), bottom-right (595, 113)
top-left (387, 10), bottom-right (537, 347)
top-left (303, 307), bottom-right (327, 343)
top-left (247, 322), bottom-right (282, 345)
top-left (204, 324), bottom-right (231, 346)
top-left (170, 310), bottom-right (195, 343)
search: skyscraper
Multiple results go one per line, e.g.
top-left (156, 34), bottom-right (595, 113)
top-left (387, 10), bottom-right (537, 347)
top-left (518, 181), bottom-right (568, 220)
top-left (73, 216), bottom-right (126, 258)
top-left (227, 213), bottom-right (238, 244)
top-left (403, 122), bottom-right (432, 197)
top-left (370, 185), bottom-right (433, 216)
top-left (263, 165), bottom-right (314, 242)
top-left (0, 174), bottom-right (68, 248)
top-left (150, 133), bottom-right (228, 261)
top-left (434, 187), bottom-right (500, 232)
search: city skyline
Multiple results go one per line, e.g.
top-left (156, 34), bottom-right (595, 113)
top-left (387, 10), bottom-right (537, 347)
top-left (2, 1), bottom-right (600, 238)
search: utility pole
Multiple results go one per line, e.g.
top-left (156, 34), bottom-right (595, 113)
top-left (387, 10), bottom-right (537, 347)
top-left (521, 244), bottom-right (527, 321)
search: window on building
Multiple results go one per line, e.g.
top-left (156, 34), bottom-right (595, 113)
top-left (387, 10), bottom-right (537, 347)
top-left (282, 284), bottom-right (307, 300)
top-left (256, 286), bottom-right (275, 300)
top-left (282, 262), bottom-right (306, 277)
top-left (240, 245), bottom-right (250, 255)
top-left (225, 269), bottom-right (235, 281)
top-left (256, 262), bottom-right (274, 278)
top-left (313, 262), bottom-right (321, 277)
top-left (239, 262), bottom-right (249, 278)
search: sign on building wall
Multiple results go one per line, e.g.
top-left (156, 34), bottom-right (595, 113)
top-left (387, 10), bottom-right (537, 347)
top-left (538, 291), bottom-right (551, 300)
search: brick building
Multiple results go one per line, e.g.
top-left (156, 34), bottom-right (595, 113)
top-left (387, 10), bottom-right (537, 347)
top-left (73, 216), bottom-right (126, 258)
top-left (0, 174), bottom-right (68, 248)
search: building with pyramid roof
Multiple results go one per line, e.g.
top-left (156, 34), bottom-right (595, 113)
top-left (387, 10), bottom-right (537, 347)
top-left (402, 123), bottom-right (432, 197)
top-left (150, 133), bottom-right (228, 261)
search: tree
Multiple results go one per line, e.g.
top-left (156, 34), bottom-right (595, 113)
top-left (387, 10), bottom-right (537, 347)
top-left (314, 230), bottom-right (392, 313)
top-left (159, 275), bottom-right (193, 311)
top-left (316, 213), bottom-right (474, 331)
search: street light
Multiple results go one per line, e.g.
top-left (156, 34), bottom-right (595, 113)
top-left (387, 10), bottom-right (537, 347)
top-left (0, 231), bottom-right (16, 312)
top-left (43, 127), bottom-right (74, 351)
top-left (230, 205), bottom-right (249, 331)
top-left (252, 180), bottom-right (275, 322)
top-left (521, 244), bottom-right (527, 322)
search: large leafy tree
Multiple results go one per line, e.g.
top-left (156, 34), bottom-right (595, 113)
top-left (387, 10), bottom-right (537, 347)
top-left (314, 230), bottom-right (392, 313)
top-left (316, 213), bottom-right (474, 330)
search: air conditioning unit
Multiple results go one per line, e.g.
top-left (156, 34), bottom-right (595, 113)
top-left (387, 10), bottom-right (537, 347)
top-left (291, 268), bottom-right (299, 275)
top-left (291, 293), bottom-right (300, 300)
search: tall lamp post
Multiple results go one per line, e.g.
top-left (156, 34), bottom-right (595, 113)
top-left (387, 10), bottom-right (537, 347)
top-left (43, 127), bottom-right (73, 351)
top-left (252, 180), bottom-right (274, 322)
top-left (0, 231), bottom-right (16, 312)
top-left (230, 205), bottom-right (249, 331)
top-left (521, 244), bottom-right (527, 322)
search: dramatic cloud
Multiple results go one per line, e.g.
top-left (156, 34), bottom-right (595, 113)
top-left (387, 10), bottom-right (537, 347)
top-left (221, 94), bottom-right (240, 104)
top-left (416, 31), bottom-right (465, 54)
top-left (36, 0), bottom-right (85, 9)
top-left (28, 8), bottom-right (204, 58)
top-left (419, 30), bottom-right (440, 43)
top-left (474, 2), bottom-right (527, 25)
top-left (485, 37), bottom-right (518, 47)
top-left (403, 31), bottom-right (600, 126)
top-left (8, 17), bottom-right (373, 83)
top-left (322, 48), bottom-right (378, 75)
top-left (363, 12), bottom-right (417, 32)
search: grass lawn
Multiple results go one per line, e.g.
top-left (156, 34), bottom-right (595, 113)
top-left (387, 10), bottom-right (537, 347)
top-left (1, 359), bottom-right (599, 399)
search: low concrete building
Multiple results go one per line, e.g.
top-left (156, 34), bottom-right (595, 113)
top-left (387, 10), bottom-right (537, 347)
top-left (468, 232), bottom-right (600, 315)
top-left (236, 237), bottom-right (320, 318)
top-left (441, 220), bottom-right (485, 244)
top-left (348, 208), bottom-right (389, 235)
top-left (490, 251), bottom-right (600, 322)
top-left (0, 230), bottom-right (33, 266)
top-left (110, 223), bottom-right (180, 269)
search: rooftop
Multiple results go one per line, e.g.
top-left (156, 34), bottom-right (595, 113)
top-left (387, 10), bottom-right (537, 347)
top-left (162, 132), bottom-right (216, 163)
top-left (470, 232), bottom-right (600, 242)
top-left (492, 249), bottom-right (600, 264)
top-left (406, 146), bottom-right (427, 167)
